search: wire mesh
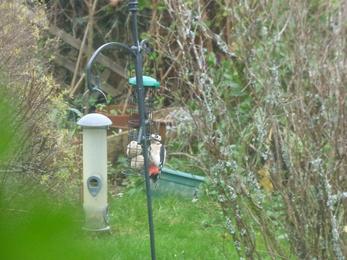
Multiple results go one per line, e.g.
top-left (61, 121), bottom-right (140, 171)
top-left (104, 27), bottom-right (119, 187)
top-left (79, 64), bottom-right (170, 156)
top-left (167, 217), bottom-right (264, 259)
top-left (122, 86), bottom-right (155, 177)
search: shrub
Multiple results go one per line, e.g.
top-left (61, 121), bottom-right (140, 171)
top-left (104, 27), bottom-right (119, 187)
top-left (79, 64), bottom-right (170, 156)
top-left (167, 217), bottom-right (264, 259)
top-left (0, 1), bottom-right (82, 209)
top-left (150, 0), bottom-right (347, 259)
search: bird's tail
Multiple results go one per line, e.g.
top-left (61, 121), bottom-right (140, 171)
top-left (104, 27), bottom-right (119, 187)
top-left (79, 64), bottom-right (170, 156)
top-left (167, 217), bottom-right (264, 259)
top-left (134, 165), bottom-right (160, 189)
top-left (149, 164), bottom-right (160, 188)
top-left (151, 174), bottom-right (159, 188)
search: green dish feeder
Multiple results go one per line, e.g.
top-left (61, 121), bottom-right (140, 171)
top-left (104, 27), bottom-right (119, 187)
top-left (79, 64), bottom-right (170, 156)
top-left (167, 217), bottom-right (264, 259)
top-left (128, 76), bottom-right (160, 89)
top-left (150, 167), bottom-right (205, 199)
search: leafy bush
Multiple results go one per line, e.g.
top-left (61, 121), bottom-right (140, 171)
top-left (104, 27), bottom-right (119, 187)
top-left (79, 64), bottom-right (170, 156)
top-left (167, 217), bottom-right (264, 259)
top-left (0, 1), bottom-right (82, 209)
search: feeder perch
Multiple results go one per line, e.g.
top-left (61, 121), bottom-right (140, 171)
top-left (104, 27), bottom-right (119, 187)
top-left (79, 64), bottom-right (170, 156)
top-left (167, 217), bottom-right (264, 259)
top-left (77, 113), bottom-right (112, 231)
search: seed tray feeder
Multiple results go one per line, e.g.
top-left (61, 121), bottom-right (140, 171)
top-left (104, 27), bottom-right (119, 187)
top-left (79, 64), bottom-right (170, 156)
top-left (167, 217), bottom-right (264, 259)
top-left (153, 167), bottom-right (205, 199)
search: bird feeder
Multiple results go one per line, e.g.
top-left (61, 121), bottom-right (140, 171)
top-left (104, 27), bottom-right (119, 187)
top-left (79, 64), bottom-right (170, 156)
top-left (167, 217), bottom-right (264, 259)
top-left (123, 76), bottom-right (160, 177)
top-left (77, 113), bottom-right (112, 231)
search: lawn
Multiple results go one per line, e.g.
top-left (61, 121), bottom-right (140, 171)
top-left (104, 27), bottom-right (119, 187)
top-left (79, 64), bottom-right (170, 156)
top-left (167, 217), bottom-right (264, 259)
top-left (0, 185), bottom-right (237, 259)
top-left (82, 191), bottom-right (238, 259)
top-left (0, 180), bottom-right (287, 260)
top-left (80, 188), bottom-right (293, 260)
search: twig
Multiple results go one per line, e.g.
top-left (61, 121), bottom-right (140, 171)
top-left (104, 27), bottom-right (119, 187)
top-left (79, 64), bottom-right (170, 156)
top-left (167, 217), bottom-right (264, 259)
top-left (70, 73), bottom-right (85, 98)
top-left (122, 86), bottom-right (132, 114)
top-left (70, 23), bottom-right (89, 90)
top-left (161, 50), bottom-right (182, 82)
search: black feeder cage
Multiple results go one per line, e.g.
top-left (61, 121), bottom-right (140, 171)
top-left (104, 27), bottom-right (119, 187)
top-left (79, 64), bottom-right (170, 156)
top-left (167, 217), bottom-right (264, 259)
top-left (123, 76), bottom-right (160, 178)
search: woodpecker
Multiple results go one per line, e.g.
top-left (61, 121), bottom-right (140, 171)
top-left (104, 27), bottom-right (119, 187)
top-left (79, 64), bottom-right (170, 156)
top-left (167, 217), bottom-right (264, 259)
top-left (148, 133), bottom-right (166, 187)
top-left (131, 155), bottom-right (144, 170)
top-left (126, 141), bottom-right (142, 158)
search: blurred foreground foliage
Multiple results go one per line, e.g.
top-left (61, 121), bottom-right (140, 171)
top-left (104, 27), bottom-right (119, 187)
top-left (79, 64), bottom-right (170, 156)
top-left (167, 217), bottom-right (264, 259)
top-left (0, 2), bottom-right (86, 258)
top-left (0, 192), bottom-right (97, 260)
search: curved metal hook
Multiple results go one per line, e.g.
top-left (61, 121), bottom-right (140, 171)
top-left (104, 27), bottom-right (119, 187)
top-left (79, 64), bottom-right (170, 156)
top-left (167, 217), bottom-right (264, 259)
top-left (81, 88), bottom-right (108, 109)
top-left (86, 42), bottom-right (136, 92)
top-left (140, 40), bottom-right (151, 55)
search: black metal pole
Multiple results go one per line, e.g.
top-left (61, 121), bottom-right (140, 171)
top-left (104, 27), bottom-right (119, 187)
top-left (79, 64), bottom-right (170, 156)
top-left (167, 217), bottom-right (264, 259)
top-left (135, 52), bottom-right (157, 260)
top-left (128, 2), bottom-right (157, 260)
top-left (128, 1), bottom-right (139, 46)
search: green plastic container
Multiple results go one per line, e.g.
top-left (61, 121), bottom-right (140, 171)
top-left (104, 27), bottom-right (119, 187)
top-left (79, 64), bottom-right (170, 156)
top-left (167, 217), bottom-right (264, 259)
top-left (151, 167), bottom-right (205, 199)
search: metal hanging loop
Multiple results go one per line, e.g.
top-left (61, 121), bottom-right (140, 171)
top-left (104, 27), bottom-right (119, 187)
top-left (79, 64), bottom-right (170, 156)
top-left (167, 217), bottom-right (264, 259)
top-left (80, 80), bottom-right (108, 115)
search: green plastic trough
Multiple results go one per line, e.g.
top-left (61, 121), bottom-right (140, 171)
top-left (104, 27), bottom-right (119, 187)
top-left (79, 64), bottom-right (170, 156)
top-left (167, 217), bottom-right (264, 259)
top-left (151, 167), bottom-right (205, 199)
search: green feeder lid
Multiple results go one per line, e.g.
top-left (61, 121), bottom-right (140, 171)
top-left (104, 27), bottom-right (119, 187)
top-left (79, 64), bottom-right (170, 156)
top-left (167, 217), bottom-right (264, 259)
top-left (128, 76), bottom-right (160, 89)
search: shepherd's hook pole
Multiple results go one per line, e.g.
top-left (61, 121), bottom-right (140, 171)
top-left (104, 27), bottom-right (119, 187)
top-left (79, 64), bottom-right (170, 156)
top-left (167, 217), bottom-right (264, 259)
top-left (128, 2), bottom-right (157, 260)
top-left (85, 1), bottom-right (156, 258)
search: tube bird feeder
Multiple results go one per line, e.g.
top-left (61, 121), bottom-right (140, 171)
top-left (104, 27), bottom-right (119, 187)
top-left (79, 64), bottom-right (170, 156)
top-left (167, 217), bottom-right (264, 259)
top-left (77, 113), bottom-right (112, 231)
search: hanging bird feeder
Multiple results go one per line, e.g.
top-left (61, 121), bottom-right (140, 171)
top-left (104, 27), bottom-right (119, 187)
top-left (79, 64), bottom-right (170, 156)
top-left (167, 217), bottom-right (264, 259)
top-left (123, 76), bottom-right (160, 178)
top-left (77, 113), bottom-right (112, 231)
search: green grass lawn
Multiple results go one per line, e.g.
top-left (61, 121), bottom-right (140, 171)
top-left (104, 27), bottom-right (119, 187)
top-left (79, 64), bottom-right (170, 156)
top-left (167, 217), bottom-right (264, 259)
top-left (82, 191), bottom-right (238, 259)
top-left (0, 184), bottom-right (289, 260)
top-left (80, 190), bottom-right (293, 260)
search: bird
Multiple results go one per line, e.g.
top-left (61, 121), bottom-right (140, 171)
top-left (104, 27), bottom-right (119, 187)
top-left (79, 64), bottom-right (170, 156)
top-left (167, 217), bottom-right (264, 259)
top-left (126, 141), bottom-right (142, 158)
top-left (148, 133), bottom-right (166, 187)
top-left (130, 155), bottom-right (144, 170)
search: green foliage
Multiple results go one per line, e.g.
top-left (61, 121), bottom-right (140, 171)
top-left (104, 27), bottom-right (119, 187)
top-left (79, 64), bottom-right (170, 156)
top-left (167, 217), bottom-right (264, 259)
top-left (109, 109), bottom-right (122, 115)
top-left (167, 155), bottom-right (205, 177)
top-left (51, 105), bottom-right (82, 139)
top-left (0, 1), bottom-right (83, 207)
top-left (107, 157), bottom-right (128, 186)
top-left (154, 96), bottom-right (165, 109)
top-left (0, 82), bottom-right (20, 160)
top-left (138, 0), bottom-right (152, 10)
top-left (0, 195), bottom-right (99, 260)
top-left (95, 103), bottom-right (106, 111)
